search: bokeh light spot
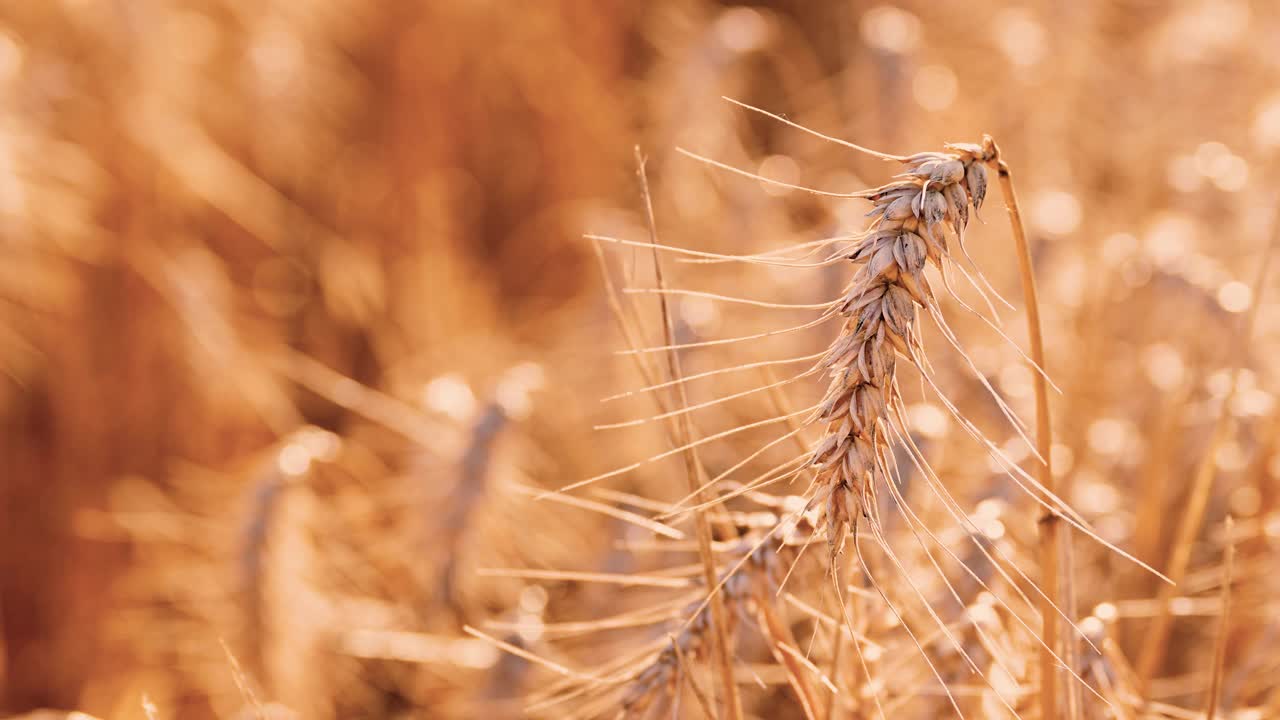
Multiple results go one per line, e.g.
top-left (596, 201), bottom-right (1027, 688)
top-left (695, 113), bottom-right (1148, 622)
top-left (860, 6), bottom-right (920, 53)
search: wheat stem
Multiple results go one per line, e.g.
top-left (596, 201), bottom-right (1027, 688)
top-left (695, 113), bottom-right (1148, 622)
top-left (636, 146), bottom-right (743, 720)
top-left (984, 136), bottom-right (1062, 720)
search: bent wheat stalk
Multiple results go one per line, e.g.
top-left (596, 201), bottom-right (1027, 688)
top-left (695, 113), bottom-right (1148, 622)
top-left (983, 136), bottom-right (1064, 720)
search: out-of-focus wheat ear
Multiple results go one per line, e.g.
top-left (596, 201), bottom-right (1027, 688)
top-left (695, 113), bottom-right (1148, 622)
top-left (1205, 516), bottom-right (1236, 720)
top-left (634, 146), bottom-right (743, 720)
top-left (237, 434), bottom-right (323, 716)
top-left (981, 135), bottom-right (1063, 720)
top-left (434, 403), bottom-right (508, 614)
top-left (1136, 209), bottom-right (1280, 697)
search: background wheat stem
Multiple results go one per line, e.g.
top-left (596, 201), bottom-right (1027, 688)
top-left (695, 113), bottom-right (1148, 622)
top-left (636, 146), bottom-right (743, 720)
top-left (1136, 205), bottom-right (1280, 697)
top-left (985, 137), bottom-right (1062, 720)
top-left (1205, 516), bottom-right (1236, 720)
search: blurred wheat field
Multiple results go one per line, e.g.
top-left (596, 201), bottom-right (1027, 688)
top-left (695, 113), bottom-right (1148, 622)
top-left (3, 2), bottom-right (1280, 719)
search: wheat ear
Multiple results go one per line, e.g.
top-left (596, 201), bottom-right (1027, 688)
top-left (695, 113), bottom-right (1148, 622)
top-left (1136, 201), bottom-right (1280, 696)
top-left (803, 141), bottom-right (993, 558)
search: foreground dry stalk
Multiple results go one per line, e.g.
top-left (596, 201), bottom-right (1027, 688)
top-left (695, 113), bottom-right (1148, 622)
top-left (636, 148), bottom-right (744, 720)
top-left (984, 137), bottom-right (1063, 720)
